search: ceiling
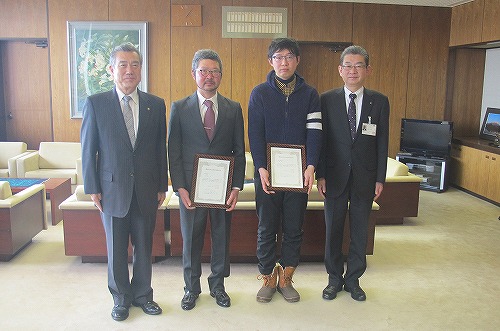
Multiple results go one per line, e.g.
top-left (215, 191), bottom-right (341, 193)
top-left (302, 0), bottom-right (473, 7)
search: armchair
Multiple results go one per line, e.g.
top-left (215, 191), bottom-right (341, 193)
top-left (0, 142), bottom-right (29, 177)
top-left (0, 181), bottom-right (46, 261)
top-left (16, 142), bottom-right (81, 191)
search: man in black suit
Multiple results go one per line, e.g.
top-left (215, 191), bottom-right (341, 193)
top-left (81, 43), bottom-right (168, 321)
top-left (168, 49), bottom-right (245, 310)
top-left (317, 45), bottom-right (389, 301)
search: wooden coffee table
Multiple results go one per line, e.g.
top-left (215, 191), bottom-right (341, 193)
top-left (9, 178), bottom-right (72, 226)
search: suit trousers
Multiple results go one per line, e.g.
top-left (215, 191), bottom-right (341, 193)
top-left (323, 173), bottom-right (373, 288)
top-left (179, 197), bottom-right (231, 294)
top-left (101, 191), bottom-right (156, 306)
top-left (255, 179), bottom-right (308, 275)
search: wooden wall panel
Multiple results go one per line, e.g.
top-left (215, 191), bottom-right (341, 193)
top-left (482, 0), bottom-right (500, 43)
top-left (0, 0), bottom-right (47, 39)
top-left (230, 0), bottom-right (292, 152)
top-left (449, 0), bottom-right (484, 47)
top-left (291, 0), bottom-right (352, 42)
top-left (352, 4), bottom-right (411, 157)
top-left (406, 7), bottom-right (451, 121)
top-left (109, 0), bottom-right (170, 122)
top-left (47, 0), bottom-right (108, 142)
top-left (449, 48), bottom-right (485, 137)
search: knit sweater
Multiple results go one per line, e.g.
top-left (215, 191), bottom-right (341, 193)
top-left (248, 70), bottom-right (322, 172)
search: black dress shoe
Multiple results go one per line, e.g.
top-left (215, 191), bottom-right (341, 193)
top-left (322, 282), bottom-right (344, 300)
top-left (344, 285), bottom-right (366, 301)
top-left (132, 300), bottom-right (162, 315)
top-left (181, 292), bottom-right (199, 311)
top-left (211, 289), bottom-right (231, 308)
top-left (111, 305), bottom-right (129, 321)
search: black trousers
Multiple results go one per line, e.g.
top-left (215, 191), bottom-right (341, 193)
top-left (101, 191), bottom-right (156, 306)
top-left (323, 174), bottom-right (373, 288)
top-left (255, 179), bottom-right (308, 275)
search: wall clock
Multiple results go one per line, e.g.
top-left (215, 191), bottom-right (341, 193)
top-left (171, 4), bottom-right (202, 27)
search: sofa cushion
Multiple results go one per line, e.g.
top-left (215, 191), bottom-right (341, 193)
top-left (38, 142), bottom-right (81, 169)
top-left (245, 152), bottom-right (254, 180)
top-left (386, 157), bottom-right (409, 177)
top-left (0, 181), bottom-right (12, 200)
top-left (75, 185), bottom-right (92, 201)
top-left (0, 142), bottom-right (27, 168)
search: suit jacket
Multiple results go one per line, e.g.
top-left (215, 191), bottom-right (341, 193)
top-left (317, 87), bottom-right (389, 199)
top-left (81, 87), bottom-right (168, 218)
top-left (168, 92), bottom-right (245, 194)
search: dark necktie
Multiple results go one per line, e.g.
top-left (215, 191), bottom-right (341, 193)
top-left (348, 93), bottom-right (357, 140)
top-left (122, 95), bottom-right (136, 147)
top-left (203, 99), bottom-right (215, 141)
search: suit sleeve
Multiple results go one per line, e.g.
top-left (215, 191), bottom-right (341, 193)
top-left (231, 101), bottom-right (246, 189)
top-left (80, 96), bottom-right (100, 194)
top-left (376, 95), bottom-right (390, 183)
top-left (167, 101), bottom-right (186, 191)
top-left (158, 98), bottom-right (169, 192)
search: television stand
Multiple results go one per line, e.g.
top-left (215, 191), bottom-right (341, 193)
top-left (396, 154), bottom-right (448, 192)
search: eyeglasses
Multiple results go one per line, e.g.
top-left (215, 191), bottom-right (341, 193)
top-left (196, 69), bottom-right (222, 77)
top-left (272, 54), bottom-right (296, 62)
top-left (341, 64), bottom-right (367, 71)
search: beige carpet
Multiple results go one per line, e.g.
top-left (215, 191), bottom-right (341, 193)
top-left (1, 187), bottom-right (499, 330)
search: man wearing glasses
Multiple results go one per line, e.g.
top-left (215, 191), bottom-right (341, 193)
top-left (168, 49), bottom-right (245, 311)
top-left (248, 38), bottom-right (322, 303)
top-left (317, 45), bottom-right (389, 301)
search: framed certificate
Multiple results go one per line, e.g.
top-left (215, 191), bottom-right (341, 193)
top-left (190, 154), bottom-right (234, 209)
top-left (267, 143), bottom-right (307, 193)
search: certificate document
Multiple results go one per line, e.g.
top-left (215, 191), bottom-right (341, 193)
top-left (191, 154), bottom-right (234, 208)
top-left (267, 143), bottom-right (307, 193)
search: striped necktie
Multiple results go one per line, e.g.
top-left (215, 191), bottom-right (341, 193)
top-left (122, 95), bottom-right (136, 147)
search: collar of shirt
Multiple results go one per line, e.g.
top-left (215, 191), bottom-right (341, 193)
top-left (197, 91), bottom-right (218, 123)
top-left (344, 86), bottom-right (364, 129)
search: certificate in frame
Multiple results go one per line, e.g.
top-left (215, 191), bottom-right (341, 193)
top-left (191, 154), bottom-right (235, 209)
top-left (267, 143), bottom-right (307, 193)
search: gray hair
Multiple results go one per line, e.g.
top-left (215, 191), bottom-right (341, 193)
top-left (340, 45), bottom-right (369, 66)
top-left (191, 49), bottom-right (222, 73)
top-left (109, 42), bottom-right (143, 67)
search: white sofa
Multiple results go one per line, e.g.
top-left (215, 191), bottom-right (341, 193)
top-left (0, 181), bottom-right (46, 261)
top-left (0, 142), bottom-right (30, 178)
top-left (16, 142), bottom-right (81, 191)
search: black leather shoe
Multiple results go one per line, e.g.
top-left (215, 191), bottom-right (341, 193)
top-left (211, 289), bottom-right (231, 308)
top-left (344, 285), bottom-right (366, 301)
top-left (322, 282), bottom-right (344, 300)
top-left (111, 305), bottom-right (129, 321)
top-left (181, 292), bottom-right (199, 311)
top-left (132, 300), bottom-right (162, 315)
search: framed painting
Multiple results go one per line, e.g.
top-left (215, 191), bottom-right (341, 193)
top-left (67, 21), bottom-right (148, 118)
top-left (480, 107), bottom-right (500, 141)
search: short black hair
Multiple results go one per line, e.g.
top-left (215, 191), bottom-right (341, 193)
top-left (268, 38), bottom-right (300, 59)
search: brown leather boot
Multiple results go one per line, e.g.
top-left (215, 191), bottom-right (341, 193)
top-left (277, 264), bottom-right (300, 303)
top-left (256, 265), bottom-right (278, 303)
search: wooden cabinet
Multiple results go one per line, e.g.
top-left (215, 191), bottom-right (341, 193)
top-left (450, 0), bottom-right (500, 46)
top-left (451, 142), bottom-right (500, 203)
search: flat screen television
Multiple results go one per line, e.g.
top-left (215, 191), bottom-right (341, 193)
top-left (400, 118), bottom-right (453, 158)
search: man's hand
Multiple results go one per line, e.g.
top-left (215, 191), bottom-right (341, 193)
top-left (178, 187), bottom-right (195, 210)
top-left (157, 191), bottom-right (166, 207)
top-left (303, 165), bottom-right (315, 194)
top-left (317, 178), bottom-right (326, 199)
top-left (258, 167), bottom-right (275, 194)
top-left (90, 193), bottom-right (103, 212)
top-left (225, 189), bottom-right (240, 212)
top-left (374, 182), bottom-right (384, 201)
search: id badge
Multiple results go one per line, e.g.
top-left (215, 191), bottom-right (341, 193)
top-left (362, 116), bottom-right (377, 136)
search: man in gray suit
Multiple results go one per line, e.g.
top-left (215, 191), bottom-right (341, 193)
top-left (168, 49), bottom-right (245, 310)
top-left (317, 45), bottom-right (389, 302)
top-left (81, 43), bottom-right (168, 321)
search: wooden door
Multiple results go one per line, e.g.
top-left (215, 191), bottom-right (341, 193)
top-left (1, 41), bottom-right (52, 149)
